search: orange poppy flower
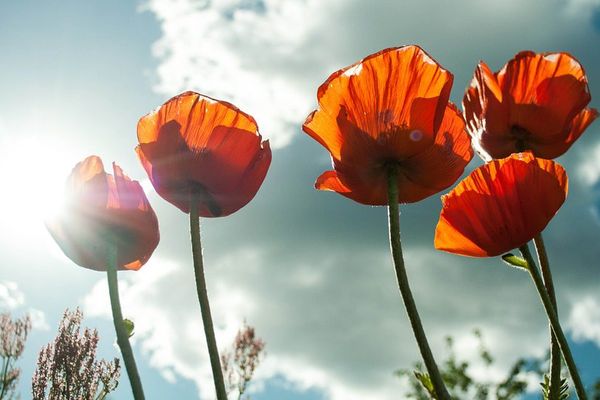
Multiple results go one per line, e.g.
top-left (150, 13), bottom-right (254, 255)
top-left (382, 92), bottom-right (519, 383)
top-left (136, 91), bottom-right (271, 217)
top-left (434, 152), bottom-right (568, 257)
top-left (47, 156), bottom-right (160, 271)
top-left (303, 46), bottom-right (473, 205)
top-left (463, 51), bottom-right (598, 160)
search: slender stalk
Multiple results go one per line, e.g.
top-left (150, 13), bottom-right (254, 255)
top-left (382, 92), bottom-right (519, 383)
top-left (106, 243), bottom-right (145, 400)
top-left (519, 244), bottom-right (587, 400)
top-left (0, 356), bottom-right (10, 399)
top-left (386, 164), bottom-right (450, 400)
top-left (533, 233), bottom-right (562, 398)
top-left (189, 194), bottom-right (228, 400)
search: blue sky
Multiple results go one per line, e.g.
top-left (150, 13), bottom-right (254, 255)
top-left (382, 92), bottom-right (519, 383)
top-left (1, 0), bottom-right (600, 399)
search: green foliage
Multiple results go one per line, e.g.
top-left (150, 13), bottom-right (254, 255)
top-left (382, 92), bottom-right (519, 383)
top-left (501, 254), bottom-right (529, 271)
top-left (541, 374), bottom-right (569, 400)
top-left (395, 329), bottom-right (543, 399)
top-left (122, 319), bottom-right (135, 338)
top-left (396, 329), bottom-right (600, 399)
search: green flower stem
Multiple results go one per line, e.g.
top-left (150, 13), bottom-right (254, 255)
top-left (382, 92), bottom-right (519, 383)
top-left (533, 233), bottom-right (562, 399)
top-left (386, 165), bottom-right (450, 400)
top-left (190, 195), bottom-right (228, 400)
top-left (106, 244), bottom-right (145, 400)
top-left (519, 243), bottom-right (587, 400)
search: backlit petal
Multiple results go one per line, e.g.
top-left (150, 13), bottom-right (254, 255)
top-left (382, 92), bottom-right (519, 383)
top-left (305, 46), bottom-right (453, 160)
top-left (402, 104), bottom-right (473, 194)
top-left (434, 153), bottom-right (567, 257)
top-left (137, 92), bottom-right (271, 216)
top-left (304, 46), bottom-right (472, 206)
top-left (47, 156), bottom-right (160, 271)
top-left (138, 91), bottom-right (258, 149)
top-left (465, 51), bottom-right (596, 160)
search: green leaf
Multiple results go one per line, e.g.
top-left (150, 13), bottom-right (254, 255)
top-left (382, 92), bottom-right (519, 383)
top-left (540, 374), bottom-right (569, 400)
top-left (501, 253), bottom-right (529, 270)
top-left (123, 318), bottom-right (135, 338)
top-left (414, 371), bottom-right (436, 398)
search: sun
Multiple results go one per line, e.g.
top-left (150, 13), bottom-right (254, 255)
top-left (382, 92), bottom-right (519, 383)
top-left (0, 135), bottom-right (81, 248)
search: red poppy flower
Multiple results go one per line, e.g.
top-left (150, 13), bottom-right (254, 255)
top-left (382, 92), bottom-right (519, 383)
top-left (47, 156), bottom-right (160, 271)
top-left (463, 51), bottom-right (598, 160)
top-left (434, 152), bottom-right (568, 257)
top-left (136, 91), bottom-right (271, 217)
top-left (303, 46), bottom-right (473, 205)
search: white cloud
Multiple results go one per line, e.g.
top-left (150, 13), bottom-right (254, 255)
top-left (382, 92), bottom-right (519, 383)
top-left (577, 140), bottom-right (600, 185)
top-left (567, 295), bottom-right (600, 345)
top-left (0, 281), bottom-right (49, 331)
top-left (145, 0), bottom-right (317, 148)
top-left (28, 307), bottom-right (50, 331)
top-left (82, 248), bottom-right (551, 400)
top-left (0, 281), bottom-right (25, 310)
top-left (144, 0), bottom-right (594, 150)
top-left (131, 0), bottom-right (600, 398)
top-left (565, 0), bottom-right (600, 16)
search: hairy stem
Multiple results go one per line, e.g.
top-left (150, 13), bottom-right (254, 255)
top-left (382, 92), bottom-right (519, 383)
top-left (106, 244), bottom-right (145, 400)
top-left (386, 165), bottom-right (450, 400)
top-left (519, 243), bottom-right (587, 400)
top-left (533, 233), bottom-right (562, 399)
top-left (190, 194), bottom-right (228, 400)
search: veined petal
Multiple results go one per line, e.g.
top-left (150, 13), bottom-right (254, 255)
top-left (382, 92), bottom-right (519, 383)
top-left (463, 62), bottom-right (509, 142)
top-left (435, 153), bottom-right (568, 257)
top-left (138, 91), bottom-right (259, 149)
top-left (565, 107), bottom-right (599, 146)
top-left (306, 46), bottom-right (453, 157)
top-left (305, 46), bottom-right (472, 206)
top-left (464, 51), bottom-right (596, 160)
top-left (402, 104), bottom-right (473, 194)
top-left (499, 51), bottom-right (591, 135)
top-left (195, 139), bottom-right (272, 217)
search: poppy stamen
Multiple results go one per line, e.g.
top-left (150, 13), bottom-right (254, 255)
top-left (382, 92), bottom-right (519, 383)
top-left (511, 125), bottom-right (530, 152)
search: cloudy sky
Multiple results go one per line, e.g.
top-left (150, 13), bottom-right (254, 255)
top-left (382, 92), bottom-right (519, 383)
top-left (1, 0), bottom-right (600, 399)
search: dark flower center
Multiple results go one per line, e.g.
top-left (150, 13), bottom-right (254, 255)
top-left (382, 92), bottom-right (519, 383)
top-left (510, 125), bottom-right (531, 152)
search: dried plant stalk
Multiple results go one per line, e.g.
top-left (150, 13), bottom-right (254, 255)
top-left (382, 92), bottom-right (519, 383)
top-left (0, 313), bottom-right (31, 400)
top-left (31, 308), bottom-right (120, 400)
top-left (221, 323), bottom-right (265, 400)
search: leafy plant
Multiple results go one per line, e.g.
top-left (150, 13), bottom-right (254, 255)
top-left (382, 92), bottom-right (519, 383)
top-left (395, 329), bottom-right (545, 399)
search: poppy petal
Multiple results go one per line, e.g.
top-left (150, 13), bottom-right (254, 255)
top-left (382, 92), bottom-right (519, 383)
top-left (315, 167), bottom-right (387, 205)
top-left (137, 91), bottom-right (271, 217)
top-left (463, 62), bottom-right (510, 150)
top-left (66, 155), bottom-right (109, 210)
top-left (498, 52), bottom-right (590, 126)
top-left (315, 170), bottom-right (351, 193)
top-left (199, 139), bottom-right (272, 217)
top-left (402, 104), bottom-right (473, 194)
top-left (305, 46), bottom-right (473, 206)
top-left (305, 46), bottom-right (453, 159)
top-left (47, 156), bottom-right (160, 271)
top-left (138, 91), bottom-right (258, 149)
top-left (112, 163), bottom-right (160, 270)
top-left (464, 51), bottom-right (596, 160)
top-left (434, 153), bottom-right (568, 257)
top-left (565, 107), bottom-right (599, 147)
